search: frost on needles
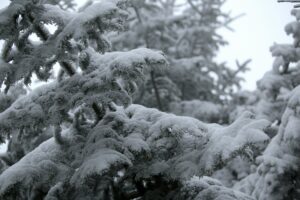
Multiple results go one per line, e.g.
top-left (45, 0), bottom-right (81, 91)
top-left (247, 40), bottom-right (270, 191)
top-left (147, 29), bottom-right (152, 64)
top-left (0, 0), bottom-right (298, 200)
top-left (0, 102), bottom-right (269, 199)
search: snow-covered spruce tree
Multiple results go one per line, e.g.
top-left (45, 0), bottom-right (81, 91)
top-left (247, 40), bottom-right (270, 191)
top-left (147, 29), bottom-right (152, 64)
top-left (0, 102), bottom-right (270, 199)
top-left (0, 1), bottom-right (273, 199)
top-left (232, 6), bottom-right (300, 200)
top-left (212, 4), bottom-right (300, 192)
top-left (0, 0), bottom-right (168, 176)
top-left (110, 0), bottom-right (249, 119)
top-left (235, 86), bottom-right (300, 200)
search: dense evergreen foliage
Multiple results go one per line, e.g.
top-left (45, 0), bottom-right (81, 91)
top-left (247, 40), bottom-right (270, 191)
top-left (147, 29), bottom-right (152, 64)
top-left (0, 0), bottom-right (299, 199)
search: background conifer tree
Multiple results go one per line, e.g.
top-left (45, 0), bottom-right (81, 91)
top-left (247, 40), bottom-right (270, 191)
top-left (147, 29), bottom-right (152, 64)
top-left (110, 0), bottom-right (249, 122)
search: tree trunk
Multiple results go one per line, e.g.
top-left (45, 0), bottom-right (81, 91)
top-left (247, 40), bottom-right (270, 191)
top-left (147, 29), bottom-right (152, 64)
top-left (150, 71), bottom-right (163, 111)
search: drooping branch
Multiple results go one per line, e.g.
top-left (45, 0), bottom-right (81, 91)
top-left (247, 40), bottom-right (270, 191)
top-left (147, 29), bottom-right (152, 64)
top-left (26, 11), bottom-right (109, 121)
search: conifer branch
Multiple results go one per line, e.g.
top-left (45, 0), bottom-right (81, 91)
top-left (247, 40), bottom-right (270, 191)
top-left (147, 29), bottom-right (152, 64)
top-left (27, 12), bottom-right (76, 77)
top-left (0, 153), bottom-right (13, 166)
top-left (150, 71), bottom-right (163, 111)
top-left (59, 61), bottom-right (76, 76)
top-left (92, 103), bottom-right (106, 123)
top-left (1, 39), bottom-right (13, 62)
top-left (54, 125), bottom-right (67, 145)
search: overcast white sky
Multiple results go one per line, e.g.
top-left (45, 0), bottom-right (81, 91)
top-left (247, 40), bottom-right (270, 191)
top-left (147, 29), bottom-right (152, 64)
top-left (217, 0), bottom-right (294, 90)
top-left (0, 0), bottom-right (296, 90)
